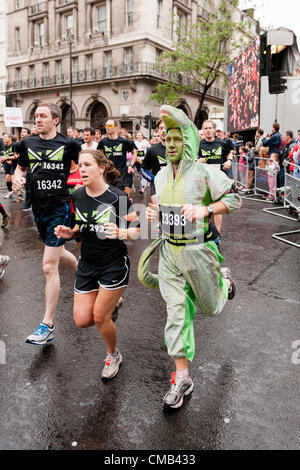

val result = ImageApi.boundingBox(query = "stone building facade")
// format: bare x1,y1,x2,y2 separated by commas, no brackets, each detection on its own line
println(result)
6,0,258,135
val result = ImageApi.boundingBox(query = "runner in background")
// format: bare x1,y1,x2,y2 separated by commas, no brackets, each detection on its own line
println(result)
14,127,32,210
0,133,17,200
141,119,167,204
134,132,150,194
198,120,234,241
98,119,137,198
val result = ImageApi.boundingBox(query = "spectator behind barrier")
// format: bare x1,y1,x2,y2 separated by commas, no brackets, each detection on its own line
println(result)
258,146,269,168
254,128,264,153
262,123,282,157
245,141,255,189
293,148,300,179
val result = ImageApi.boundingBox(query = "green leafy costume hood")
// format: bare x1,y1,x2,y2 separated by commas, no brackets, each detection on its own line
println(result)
160,105,200,165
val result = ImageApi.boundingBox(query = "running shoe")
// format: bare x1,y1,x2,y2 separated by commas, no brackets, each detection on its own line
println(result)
14,195,24,202
220,267,236,300
4,191,13,199
163,372,194,409
101,350,122,380
0,255,9,280
25,323,55,345
21,206,31,212
111,297,123,323
1,213,10,228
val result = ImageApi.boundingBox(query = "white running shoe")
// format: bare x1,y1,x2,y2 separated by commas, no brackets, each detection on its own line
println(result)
101,350,122,380
4,191,13,199
163,373,194,409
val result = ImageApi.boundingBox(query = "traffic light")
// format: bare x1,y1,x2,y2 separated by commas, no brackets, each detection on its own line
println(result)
268,71,287,94
143,115,150,128
151,119,157,130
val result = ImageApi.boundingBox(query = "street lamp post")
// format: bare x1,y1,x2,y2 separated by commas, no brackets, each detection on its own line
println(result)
67,30,73,128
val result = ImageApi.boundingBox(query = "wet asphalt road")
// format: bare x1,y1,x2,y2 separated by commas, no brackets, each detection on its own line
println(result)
0,185,299,451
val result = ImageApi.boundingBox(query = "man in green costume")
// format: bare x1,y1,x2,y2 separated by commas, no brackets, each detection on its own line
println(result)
138,105,242,409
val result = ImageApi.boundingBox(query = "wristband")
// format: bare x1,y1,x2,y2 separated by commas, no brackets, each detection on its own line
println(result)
119,229,127,240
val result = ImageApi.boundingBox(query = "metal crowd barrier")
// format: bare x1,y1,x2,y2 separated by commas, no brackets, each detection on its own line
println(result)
232,157,249,190
263,163,300,249
241,157,279,203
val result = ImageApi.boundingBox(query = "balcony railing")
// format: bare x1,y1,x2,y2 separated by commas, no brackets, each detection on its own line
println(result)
30,1,48,15
6,62,225,99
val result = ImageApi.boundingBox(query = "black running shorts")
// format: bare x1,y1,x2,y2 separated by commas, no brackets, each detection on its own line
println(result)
74,255,130,293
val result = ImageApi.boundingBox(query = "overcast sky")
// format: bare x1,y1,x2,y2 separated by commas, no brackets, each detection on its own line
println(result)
239,0,300,47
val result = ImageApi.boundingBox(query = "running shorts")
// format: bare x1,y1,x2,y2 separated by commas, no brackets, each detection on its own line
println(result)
32,202,72,247
74,254,130,293
3,161,17,175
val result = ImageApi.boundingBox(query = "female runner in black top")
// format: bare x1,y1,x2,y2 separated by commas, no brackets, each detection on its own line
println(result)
55,150,140,380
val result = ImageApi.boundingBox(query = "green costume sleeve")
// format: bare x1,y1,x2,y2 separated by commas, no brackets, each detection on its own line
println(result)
200,164,242,212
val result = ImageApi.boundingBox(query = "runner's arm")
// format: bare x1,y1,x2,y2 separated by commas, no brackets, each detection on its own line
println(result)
54,224,79,240
12,165,27,192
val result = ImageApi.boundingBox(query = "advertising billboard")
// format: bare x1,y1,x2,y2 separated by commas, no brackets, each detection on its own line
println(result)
227,36,260,132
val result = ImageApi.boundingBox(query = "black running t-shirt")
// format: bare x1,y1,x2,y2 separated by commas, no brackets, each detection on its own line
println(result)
142,142,167,176
71,185,135,268
97,137,136,175
18,133,81,210
0,143,17,164
198,138,231,168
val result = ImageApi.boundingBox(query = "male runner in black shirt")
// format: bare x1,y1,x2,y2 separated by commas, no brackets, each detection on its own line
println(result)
141,118,167,203
97,118,137,195
198,120,234,235
13,103,81,346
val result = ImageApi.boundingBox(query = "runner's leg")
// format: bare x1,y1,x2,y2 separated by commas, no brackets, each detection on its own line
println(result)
60,245,78,272
42,245,64,327
93,286,126,354
73,291,97,328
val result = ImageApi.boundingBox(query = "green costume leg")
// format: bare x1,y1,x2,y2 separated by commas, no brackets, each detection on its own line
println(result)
159,242,196,362
159,241,229,362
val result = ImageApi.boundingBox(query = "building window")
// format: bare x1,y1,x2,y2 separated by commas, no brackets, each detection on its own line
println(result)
15,27,21,52
86,55,93,80
157,0,162,28
72,57,78,82
176,12,186,37
29,65,35,87
43,62,50,85
125,47,133,75
65,14,73,36
16,67,22,88
37,22,46,46
104,51,112,78
96,4,106,33
56,60,62,84
156,49,162,60
126,0,133,27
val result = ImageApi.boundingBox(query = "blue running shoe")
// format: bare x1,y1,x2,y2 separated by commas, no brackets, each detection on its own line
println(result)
25,323,55,345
